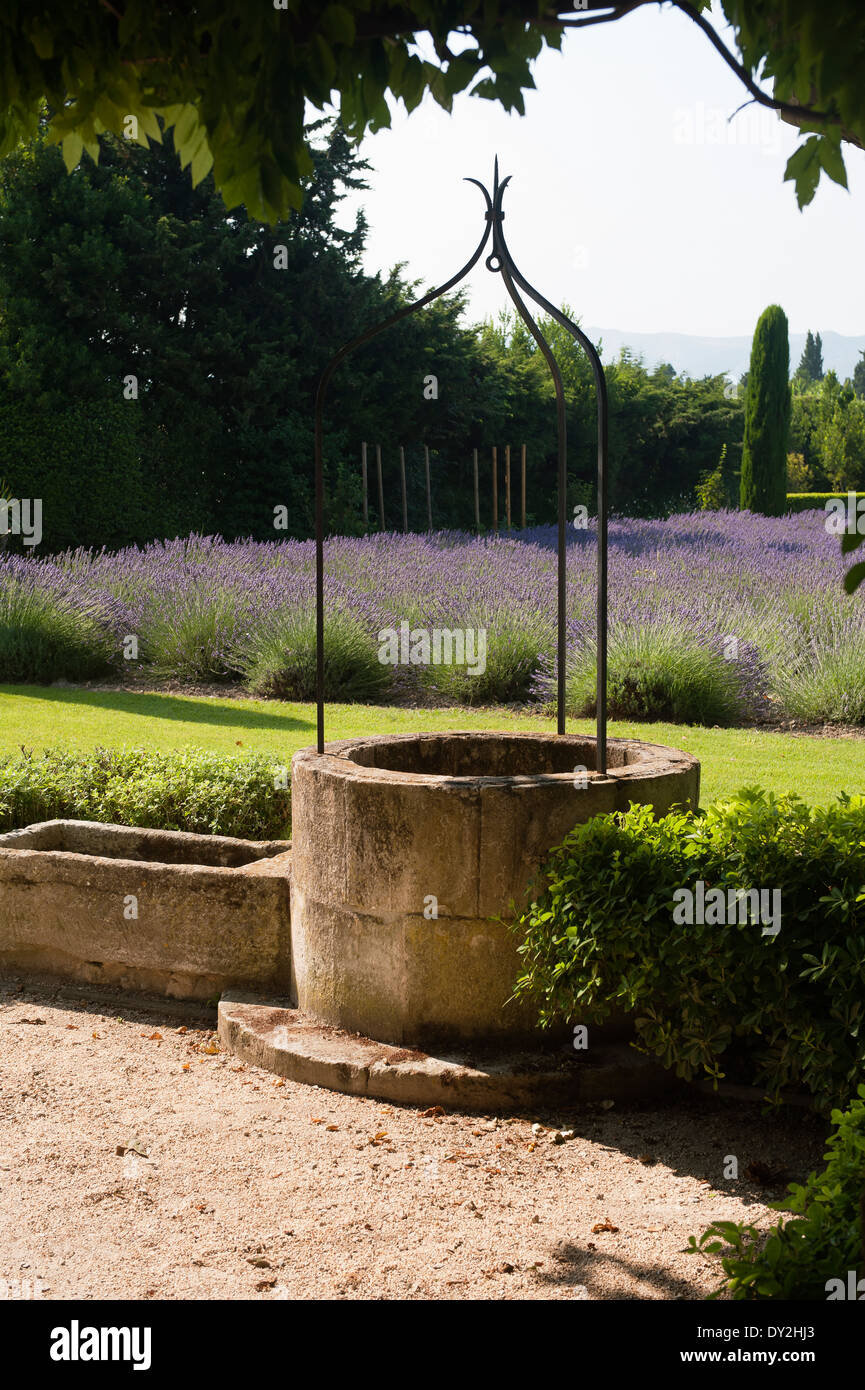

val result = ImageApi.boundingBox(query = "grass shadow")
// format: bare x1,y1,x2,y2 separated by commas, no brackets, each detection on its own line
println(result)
0,685,313,734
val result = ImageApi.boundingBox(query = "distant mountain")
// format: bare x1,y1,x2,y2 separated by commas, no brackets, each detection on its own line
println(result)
584,326,865,382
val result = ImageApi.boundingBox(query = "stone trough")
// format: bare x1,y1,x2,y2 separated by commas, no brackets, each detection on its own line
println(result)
0,820,292,1000
0,732,700,1108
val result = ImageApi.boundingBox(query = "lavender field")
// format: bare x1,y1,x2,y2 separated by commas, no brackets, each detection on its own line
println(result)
1,509,863,726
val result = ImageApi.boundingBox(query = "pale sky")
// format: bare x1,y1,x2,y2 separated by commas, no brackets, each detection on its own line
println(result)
334,2,865,339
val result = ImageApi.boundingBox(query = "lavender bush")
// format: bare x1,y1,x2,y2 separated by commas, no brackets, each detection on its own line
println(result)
538,615,764,726
0,509,861,725
237,605,391,702
0,555,122,683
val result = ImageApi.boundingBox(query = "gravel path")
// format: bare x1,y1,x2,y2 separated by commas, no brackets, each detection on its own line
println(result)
0,979,826,1302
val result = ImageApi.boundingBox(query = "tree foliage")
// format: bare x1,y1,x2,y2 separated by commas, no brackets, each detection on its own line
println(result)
795,329,823,384
0,120,747,549
0,2,860,222
740,304,790,516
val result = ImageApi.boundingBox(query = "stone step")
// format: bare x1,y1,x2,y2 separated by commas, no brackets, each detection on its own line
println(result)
217,991,682,1113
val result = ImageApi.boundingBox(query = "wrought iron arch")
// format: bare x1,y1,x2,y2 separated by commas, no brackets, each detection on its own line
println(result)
313,158,609,772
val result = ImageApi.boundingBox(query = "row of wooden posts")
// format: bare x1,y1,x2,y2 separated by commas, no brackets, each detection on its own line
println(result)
360,443,528,533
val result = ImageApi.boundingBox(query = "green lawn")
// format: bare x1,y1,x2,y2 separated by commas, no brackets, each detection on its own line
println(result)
2,684,863,805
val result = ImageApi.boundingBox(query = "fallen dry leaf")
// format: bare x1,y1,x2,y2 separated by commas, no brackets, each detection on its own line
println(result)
326,1125,339,1132
419,1106,445,1118
65,1024,78,1031
147,1032,163,1042
591,1218,619,1234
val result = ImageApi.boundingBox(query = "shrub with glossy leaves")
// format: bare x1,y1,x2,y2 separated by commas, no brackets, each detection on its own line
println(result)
511,788,865,1112
0,747,291,839
688,1086,865,1300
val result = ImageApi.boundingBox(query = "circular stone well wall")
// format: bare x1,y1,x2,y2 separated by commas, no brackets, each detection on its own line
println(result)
290,732,699,1049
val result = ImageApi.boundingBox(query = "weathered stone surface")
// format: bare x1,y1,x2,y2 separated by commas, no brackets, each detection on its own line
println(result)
217,991,682,1111
1,730,700,1090
291,732,699,1048
0,820,292,999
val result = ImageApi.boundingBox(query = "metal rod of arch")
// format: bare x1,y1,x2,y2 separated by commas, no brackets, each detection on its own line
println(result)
313,158,609,773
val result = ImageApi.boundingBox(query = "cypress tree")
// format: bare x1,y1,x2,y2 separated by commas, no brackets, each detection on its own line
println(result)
797,329,824,383
740,305,791,515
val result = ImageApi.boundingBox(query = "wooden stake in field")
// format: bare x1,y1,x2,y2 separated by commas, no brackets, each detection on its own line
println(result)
424,445,432,532
521,443,526,529
376,444,385,531
399,445,408,533
505,444,511,530
473,448,480,532
492,446,498,533
361,441,368,531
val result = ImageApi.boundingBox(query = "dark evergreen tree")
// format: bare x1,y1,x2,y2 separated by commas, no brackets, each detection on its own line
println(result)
0,119,749,542
852,350,865,401
740,305,791,515
0,120,490,545
796,329,824,383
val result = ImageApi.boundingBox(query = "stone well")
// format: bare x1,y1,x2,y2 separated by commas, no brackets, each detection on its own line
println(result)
290,731,699,1049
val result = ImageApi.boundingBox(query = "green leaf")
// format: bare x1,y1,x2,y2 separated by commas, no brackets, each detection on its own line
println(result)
319,5,355,46
135,105,163,144
172,104,200,153
61,132,84,174
189,141,213,187
818,135,848,189
29,24,54,60
843,560,865,594
784,137,822,209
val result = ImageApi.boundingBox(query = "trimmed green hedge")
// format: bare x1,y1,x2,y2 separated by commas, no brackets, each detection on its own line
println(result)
689,1086,865,1300
0,398,151,552
786,490,864,514
511,788,865,1113
0,747,291,840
